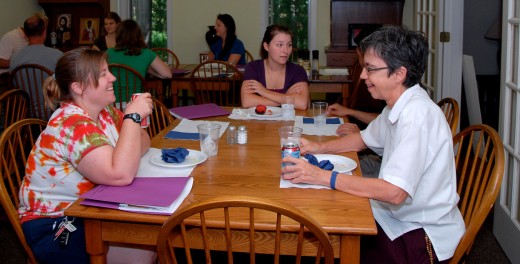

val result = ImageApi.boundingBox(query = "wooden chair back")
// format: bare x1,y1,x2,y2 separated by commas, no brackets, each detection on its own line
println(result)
156,195,334,264
151,47,180,69
147,97,175,138
245,50,255,63
0,118,47,264
108,63,147,112
190,60,243,107
449,124,505,263
0,89,30,132
10,64,54,120
437,97,460,136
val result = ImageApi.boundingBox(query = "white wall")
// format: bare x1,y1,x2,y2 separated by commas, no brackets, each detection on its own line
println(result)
0,0,426,67
0,0,42,36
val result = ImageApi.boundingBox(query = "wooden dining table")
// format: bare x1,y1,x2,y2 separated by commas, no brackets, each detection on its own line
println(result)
147,64,352,108
64,109,376,264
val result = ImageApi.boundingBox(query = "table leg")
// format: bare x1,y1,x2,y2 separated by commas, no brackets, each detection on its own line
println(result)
170,80,179,107
340,235,360,264
84,219,108,264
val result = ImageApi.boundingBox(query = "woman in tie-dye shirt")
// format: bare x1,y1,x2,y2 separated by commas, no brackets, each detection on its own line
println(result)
18,48,155,264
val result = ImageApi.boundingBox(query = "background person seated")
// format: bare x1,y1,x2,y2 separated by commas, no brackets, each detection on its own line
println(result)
107,19,171,102
208,14,245,66
9,13,62,120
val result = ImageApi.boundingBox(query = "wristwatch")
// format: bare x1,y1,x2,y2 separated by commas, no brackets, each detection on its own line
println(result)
123,113,142,124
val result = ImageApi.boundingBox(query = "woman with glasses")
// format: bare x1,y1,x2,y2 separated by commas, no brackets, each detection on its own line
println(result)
282,25,464,264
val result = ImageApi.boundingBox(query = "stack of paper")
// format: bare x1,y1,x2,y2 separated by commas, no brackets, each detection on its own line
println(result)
80,177,193,215
320,68,349,76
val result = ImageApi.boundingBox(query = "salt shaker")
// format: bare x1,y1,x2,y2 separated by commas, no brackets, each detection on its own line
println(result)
226,125,237,144
237,125,247,144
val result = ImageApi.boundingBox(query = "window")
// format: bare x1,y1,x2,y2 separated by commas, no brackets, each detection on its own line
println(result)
266,0,317,57
269,0,309,50
120,0,168,48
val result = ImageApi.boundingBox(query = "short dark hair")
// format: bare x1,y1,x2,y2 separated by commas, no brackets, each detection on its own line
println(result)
24,15,46,38
115,19,147,56
359,25,429,88
260,25,293,59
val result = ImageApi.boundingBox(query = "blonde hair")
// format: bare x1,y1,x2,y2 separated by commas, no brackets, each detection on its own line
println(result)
44,48,107,110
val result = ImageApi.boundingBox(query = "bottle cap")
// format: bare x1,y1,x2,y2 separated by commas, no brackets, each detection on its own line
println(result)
312,50,319,59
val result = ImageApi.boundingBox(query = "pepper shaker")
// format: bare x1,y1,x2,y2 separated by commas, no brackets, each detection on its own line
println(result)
226,125,237,144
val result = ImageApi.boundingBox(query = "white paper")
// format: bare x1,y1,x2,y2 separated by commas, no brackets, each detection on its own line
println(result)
229,108,293,121
172,119,229,138
293,116,343,136
279,171,352,189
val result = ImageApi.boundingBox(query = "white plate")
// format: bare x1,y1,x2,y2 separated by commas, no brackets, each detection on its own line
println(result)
248,106,282,117
313,154,357,173
149,149,207,168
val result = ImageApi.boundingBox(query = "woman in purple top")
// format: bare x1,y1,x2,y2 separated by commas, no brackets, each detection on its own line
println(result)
241,25,309,110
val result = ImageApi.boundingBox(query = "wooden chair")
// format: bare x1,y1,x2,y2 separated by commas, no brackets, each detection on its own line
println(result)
245,49,255,63
156,195,334,264
147,97,175,138
437,97,460,136
151,47,180,69
0,118,47,264
10,64,54,120
449,124,505,264
0,89,30,132
108,63,147,112
190,60,243,107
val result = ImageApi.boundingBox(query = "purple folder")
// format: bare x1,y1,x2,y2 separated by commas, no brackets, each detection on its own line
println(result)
169,103,231,120
171,68,191,76
80,177,192,215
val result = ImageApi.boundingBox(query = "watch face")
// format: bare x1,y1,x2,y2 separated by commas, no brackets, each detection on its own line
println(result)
124,113,141,123
132,113,141,122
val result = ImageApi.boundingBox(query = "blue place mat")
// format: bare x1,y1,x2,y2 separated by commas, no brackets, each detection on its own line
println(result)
302,117,341,124
164,131,199,140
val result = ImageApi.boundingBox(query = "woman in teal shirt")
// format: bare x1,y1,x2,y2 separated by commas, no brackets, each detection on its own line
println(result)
107,19,171,101
208,14,245,65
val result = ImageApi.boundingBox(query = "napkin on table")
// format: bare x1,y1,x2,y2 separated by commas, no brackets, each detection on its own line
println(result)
162,148,189,163
304,154,334,170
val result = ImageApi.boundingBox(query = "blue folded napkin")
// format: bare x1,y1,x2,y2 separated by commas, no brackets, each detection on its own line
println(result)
161,148,189,163
164,131,199,140
304,154,334,170
302,117,341,124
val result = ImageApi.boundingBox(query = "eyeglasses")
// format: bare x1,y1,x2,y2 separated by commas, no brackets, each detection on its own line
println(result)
364,66,390,74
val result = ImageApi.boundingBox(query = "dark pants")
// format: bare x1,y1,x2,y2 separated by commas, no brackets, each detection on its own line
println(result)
361,223,448,264
22,216,89,264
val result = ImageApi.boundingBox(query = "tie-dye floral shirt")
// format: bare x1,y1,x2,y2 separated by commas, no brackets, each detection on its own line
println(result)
19,102,123,223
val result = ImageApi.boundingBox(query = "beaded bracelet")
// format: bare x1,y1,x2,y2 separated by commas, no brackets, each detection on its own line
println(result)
330,171,339,190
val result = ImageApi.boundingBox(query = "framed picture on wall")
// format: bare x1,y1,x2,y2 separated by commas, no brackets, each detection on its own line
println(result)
56,14,72,45
79,18,99,45
348,23,382,49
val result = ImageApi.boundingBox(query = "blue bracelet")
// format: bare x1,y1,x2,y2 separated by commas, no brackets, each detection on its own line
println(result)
330,171,339,190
